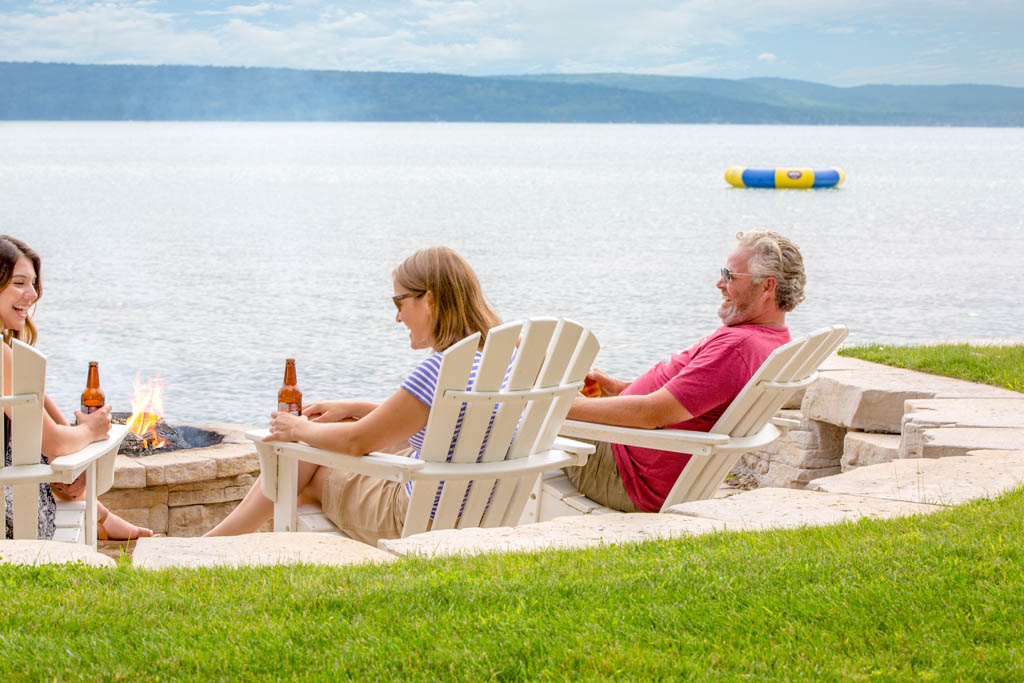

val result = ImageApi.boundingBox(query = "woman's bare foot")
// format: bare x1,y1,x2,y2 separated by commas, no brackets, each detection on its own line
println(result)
97,506,153,541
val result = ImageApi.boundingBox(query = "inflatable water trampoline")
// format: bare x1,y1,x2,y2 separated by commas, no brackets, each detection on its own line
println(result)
725,166,845,189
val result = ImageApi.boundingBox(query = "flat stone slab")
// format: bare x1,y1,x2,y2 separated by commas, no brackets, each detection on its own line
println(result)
809,450,1024,505
379,513,743,558
817,355,884,372
902,398,1024,430
131,533,397,569
665,487,943,529
900,398,1024,458
913,428,1024,460
0,540,116,567
802,363,1021,434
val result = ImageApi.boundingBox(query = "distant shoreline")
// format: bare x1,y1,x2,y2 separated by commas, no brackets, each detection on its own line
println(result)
4,61,1023,127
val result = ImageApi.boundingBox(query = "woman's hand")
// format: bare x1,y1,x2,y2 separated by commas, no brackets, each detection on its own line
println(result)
303,400,376,423
264,410,309,443
72,405,112,442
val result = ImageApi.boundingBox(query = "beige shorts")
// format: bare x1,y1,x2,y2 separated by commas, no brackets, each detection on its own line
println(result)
320,446,412,546
563,438,639,513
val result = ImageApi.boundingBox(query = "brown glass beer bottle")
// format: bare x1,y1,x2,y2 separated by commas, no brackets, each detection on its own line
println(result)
81,361,105,414
278,358,302,416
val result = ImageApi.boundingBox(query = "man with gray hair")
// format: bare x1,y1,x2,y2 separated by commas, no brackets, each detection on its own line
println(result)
565,230,806,512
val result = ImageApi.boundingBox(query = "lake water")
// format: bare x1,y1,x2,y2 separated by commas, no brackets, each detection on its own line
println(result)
4,122,1023,425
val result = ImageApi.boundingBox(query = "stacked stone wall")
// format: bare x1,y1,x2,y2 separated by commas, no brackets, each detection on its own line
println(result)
736,355,1024,489
99,424,270,537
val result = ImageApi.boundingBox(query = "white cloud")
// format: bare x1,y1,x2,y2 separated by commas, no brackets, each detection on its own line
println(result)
0,0,1021,84
226,4,275,17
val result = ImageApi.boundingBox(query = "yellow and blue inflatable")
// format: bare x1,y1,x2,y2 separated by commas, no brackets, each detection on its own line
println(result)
725,166,845,189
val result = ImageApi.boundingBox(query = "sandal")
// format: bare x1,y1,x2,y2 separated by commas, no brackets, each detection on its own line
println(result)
97,507,153,541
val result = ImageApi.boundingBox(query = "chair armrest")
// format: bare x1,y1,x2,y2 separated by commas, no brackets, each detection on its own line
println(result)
558,419,729,456
246,429,426,483
552,436,596,456
49,425,129,479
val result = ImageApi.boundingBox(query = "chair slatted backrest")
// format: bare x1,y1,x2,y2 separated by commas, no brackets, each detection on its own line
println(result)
662,324,849,508
402,318,599,537
0,340,47,539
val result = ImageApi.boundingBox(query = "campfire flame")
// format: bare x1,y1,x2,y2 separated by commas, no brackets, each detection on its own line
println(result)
126,373,166,449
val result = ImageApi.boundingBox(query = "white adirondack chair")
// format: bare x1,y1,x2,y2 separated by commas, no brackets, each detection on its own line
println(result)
538,324,849,519
246,318,600,539
1,339,128,549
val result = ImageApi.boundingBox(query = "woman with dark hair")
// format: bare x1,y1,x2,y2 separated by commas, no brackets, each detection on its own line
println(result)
0,235,151,540
206,246,502,544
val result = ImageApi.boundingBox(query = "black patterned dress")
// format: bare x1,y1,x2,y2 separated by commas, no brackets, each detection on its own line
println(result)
3,414,56,540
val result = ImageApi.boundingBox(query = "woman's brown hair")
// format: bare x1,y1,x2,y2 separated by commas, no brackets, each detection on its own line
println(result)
0,235,41,346
393,247,500,351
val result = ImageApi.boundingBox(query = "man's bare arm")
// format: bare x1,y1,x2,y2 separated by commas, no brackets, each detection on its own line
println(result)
567,388,693,430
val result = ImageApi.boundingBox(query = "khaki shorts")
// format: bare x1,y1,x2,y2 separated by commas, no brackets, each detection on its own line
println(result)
320,446,412,546
563,438,639,513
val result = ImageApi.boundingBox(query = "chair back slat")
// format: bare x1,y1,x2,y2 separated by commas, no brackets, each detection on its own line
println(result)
506,320,583,461
5,340,47,540
532,324,600,454
416,333,479,462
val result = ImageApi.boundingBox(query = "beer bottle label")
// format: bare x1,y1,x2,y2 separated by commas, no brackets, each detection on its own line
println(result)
81,405,100,414
278,402,301,416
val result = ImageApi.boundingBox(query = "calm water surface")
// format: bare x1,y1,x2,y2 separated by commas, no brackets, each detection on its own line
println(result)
3,122,1023,424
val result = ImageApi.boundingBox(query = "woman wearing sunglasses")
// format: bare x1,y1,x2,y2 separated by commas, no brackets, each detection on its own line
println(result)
206,246,501,544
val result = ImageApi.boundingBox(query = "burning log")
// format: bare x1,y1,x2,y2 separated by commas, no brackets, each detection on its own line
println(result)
112,412,189,456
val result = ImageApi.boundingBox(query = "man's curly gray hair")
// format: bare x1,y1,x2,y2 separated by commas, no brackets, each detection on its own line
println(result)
736,230,806,312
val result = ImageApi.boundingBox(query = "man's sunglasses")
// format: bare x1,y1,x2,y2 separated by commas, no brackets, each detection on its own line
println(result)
720,267,760,283
392,290,426,309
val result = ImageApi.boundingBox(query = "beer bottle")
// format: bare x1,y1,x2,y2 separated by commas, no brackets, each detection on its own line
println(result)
277,358,302,416
581,376,602,398
81,361,105,414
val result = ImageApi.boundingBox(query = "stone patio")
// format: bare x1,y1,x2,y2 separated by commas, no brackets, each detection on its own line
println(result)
4,352,1022,568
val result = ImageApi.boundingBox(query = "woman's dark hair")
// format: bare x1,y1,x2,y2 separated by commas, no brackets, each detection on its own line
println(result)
0,235,41,345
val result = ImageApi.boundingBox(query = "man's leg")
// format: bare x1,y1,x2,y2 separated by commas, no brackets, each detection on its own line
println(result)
563,438,639,513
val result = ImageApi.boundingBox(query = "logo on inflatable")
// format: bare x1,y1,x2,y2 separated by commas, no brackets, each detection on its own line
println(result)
786,170,803,180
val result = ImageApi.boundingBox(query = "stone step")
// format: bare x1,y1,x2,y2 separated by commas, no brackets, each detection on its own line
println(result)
809,449,1024,506
0,540,115,567
801,360,1021,434
131,533,396,569
910,428,1024,460
664,487,943,529
842,432,901,470
900,398,1024,458
379,512,744,559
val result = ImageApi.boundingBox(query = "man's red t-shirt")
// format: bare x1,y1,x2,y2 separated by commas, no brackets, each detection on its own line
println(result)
611,324,791,511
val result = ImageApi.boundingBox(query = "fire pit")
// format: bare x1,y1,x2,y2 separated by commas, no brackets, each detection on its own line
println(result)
94,373,267,538
99,422,265,538
112,413,224,457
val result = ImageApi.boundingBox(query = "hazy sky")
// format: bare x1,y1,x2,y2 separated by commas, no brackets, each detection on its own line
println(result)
2,1,1022,87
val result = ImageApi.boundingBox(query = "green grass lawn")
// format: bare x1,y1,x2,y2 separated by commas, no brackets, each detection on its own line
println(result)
3,489,1023,680
840,343,1024,392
